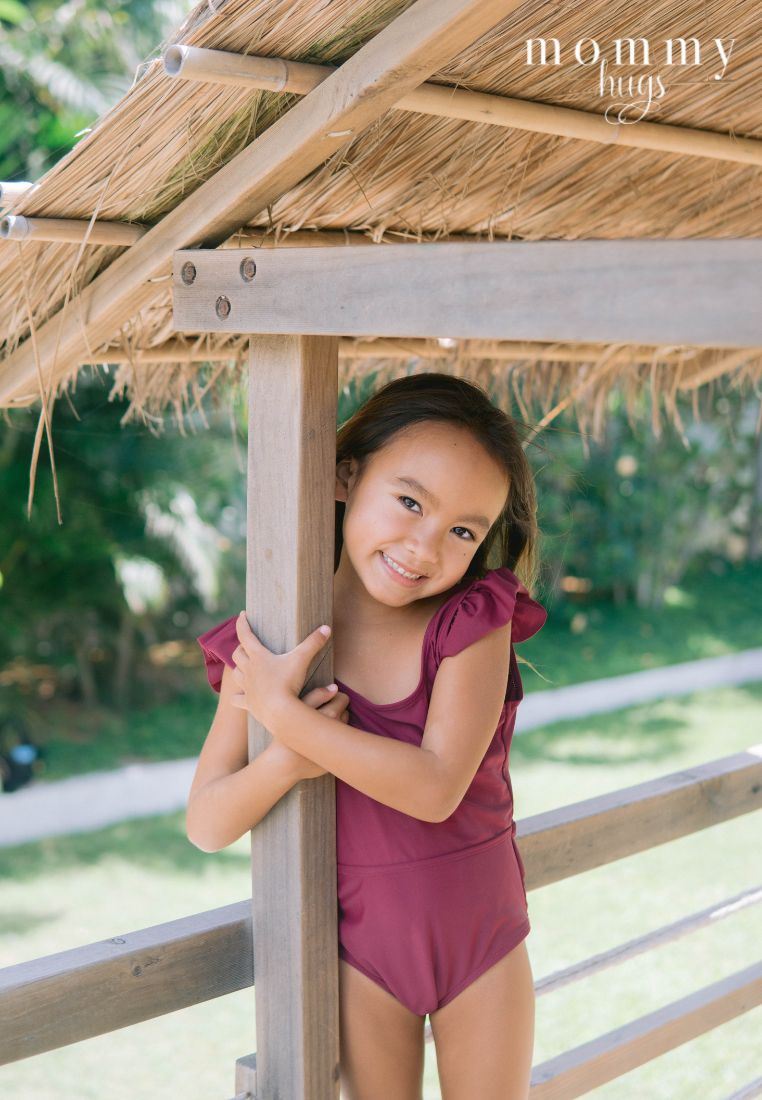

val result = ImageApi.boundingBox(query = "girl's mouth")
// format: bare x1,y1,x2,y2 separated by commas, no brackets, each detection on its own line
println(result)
378,550,426,586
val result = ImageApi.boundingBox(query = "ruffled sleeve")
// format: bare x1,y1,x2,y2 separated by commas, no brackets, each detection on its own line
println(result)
196,614,239,694
436,566,547,661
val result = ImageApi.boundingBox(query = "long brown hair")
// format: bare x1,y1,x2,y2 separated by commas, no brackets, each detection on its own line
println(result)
335,373,542,594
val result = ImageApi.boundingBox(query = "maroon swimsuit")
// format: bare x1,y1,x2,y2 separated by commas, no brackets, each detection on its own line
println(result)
197,565,547,1017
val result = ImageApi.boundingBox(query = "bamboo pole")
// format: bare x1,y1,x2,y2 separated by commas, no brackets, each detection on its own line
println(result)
0,0,532,408
83,337,721,366
0,215,146,246
163,45,328,95
222,227,475,249
163,46,762,169
0,181,34,207
350,339,707,364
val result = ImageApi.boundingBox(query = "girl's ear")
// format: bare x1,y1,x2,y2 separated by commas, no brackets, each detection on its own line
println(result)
335,457,354,502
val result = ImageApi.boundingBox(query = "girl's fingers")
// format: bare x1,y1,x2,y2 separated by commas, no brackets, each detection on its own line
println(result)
320,695,350,718
297,625,332,659
301,684,339,707
299,685,350,720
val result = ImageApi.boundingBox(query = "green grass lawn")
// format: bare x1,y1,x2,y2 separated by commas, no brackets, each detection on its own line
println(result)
1,678,760,1099
524,558,762,692
24,559,762,784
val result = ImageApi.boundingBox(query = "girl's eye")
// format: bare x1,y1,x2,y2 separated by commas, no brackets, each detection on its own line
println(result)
398,497,475,541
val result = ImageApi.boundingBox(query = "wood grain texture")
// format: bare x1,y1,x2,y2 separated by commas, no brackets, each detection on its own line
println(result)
1,745,758,1069
530,962,762,1097
172,240,762,347
245,335,340,1099
0,901,252,1064
517,745,762,891
0,0,524,406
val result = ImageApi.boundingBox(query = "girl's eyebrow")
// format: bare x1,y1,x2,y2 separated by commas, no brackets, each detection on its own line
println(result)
392,476,492,532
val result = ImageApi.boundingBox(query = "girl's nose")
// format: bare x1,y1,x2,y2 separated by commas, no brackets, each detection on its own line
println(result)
403,529,439,570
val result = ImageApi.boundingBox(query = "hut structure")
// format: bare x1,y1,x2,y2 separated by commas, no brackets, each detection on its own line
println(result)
1,0,761,1097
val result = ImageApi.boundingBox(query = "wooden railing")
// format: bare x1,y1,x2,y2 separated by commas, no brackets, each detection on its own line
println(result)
1,745,761,1099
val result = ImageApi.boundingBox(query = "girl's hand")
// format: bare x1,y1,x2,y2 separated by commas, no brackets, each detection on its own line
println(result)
268,684,351,781
230,613,333,728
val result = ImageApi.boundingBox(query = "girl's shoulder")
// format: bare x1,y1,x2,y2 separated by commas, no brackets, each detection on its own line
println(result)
432,566,547,662
196,614,239,693
195,568,548,696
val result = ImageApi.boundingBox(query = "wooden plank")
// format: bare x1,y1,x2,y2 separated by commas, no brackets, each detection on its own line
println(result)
234,1052,258,1098
534,884,762,998
518,746,762,891
171,240,762,347
724,1077,762,1100
0,0,526,407
245,335,340,1099
529,961,762,1098
0,902,252,1065
1,745,757,1065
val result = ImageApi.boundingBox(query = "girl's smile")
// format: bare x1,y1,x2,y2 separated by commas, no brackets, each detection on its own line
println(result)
378,549,427,586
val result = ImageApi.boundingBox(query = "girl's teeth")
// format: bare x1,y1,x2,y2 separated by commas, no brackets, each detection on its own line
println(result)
382,552,420,579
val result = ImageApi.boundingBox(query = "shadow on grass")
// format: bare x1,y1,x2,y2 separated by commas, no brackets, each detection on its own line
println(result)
513,680,762,769
0,811,250,884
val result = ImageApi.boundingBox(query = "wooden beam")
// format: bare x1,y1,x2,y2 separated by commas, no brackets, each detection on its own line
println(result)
172,241,762,348
0,0,528,407
530,962,762,1097
245,335,339,1099
164,46,762,168
0,901,252,1064
518,746,762,892
534,884,762,998
1,746,758,1065
723,1077,762,1100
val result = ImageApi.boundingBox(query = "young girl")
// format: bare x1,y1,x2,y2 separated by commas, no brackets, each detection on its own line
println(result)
188,372,547,1100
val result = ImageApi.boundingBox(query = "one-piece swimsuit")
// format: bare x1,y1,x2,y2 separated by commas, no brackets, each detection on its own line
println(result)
197,565,547,1017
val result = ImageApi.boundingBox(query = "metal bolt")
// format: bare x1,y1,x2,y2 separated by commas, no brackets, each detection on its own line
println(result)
180,261,196,285
215,295,231,320
239,257,257,283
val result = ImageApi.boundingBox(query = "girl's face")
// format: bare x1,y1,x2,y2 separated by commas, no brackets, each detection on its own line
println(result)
335,421,509,607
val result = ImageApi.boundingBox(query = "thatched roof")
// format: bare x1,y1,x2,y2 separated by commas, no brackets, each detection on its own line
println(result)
1,0,761,439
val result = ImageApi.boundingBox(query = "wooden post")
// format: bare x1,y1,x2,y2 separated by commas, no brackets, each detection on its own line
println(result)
244,334,340,1099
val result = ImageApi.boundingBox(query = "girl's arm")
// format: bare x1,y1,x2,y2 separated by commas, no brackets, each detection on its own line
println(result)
266,622,512,824
269,696,445,821
186,665,347,852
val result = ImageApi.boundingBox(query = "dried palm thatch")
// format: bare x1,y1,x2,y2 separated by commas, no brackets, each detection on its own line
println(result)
1,0,761,440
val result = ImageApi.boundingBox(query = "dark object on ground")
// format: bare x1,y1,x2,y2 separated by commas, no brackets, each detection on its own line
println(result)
0,717,45,792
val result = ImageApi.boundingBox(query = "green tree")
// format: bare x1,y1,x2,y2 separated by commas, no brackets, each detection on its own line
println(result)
0,0,188,179
0,373,245,713
533,385,760,610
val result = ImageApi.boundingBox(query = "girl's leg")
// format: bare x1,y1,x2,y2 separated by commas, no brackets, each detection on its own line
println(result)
428,939,535,1100
339,958,426,1100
